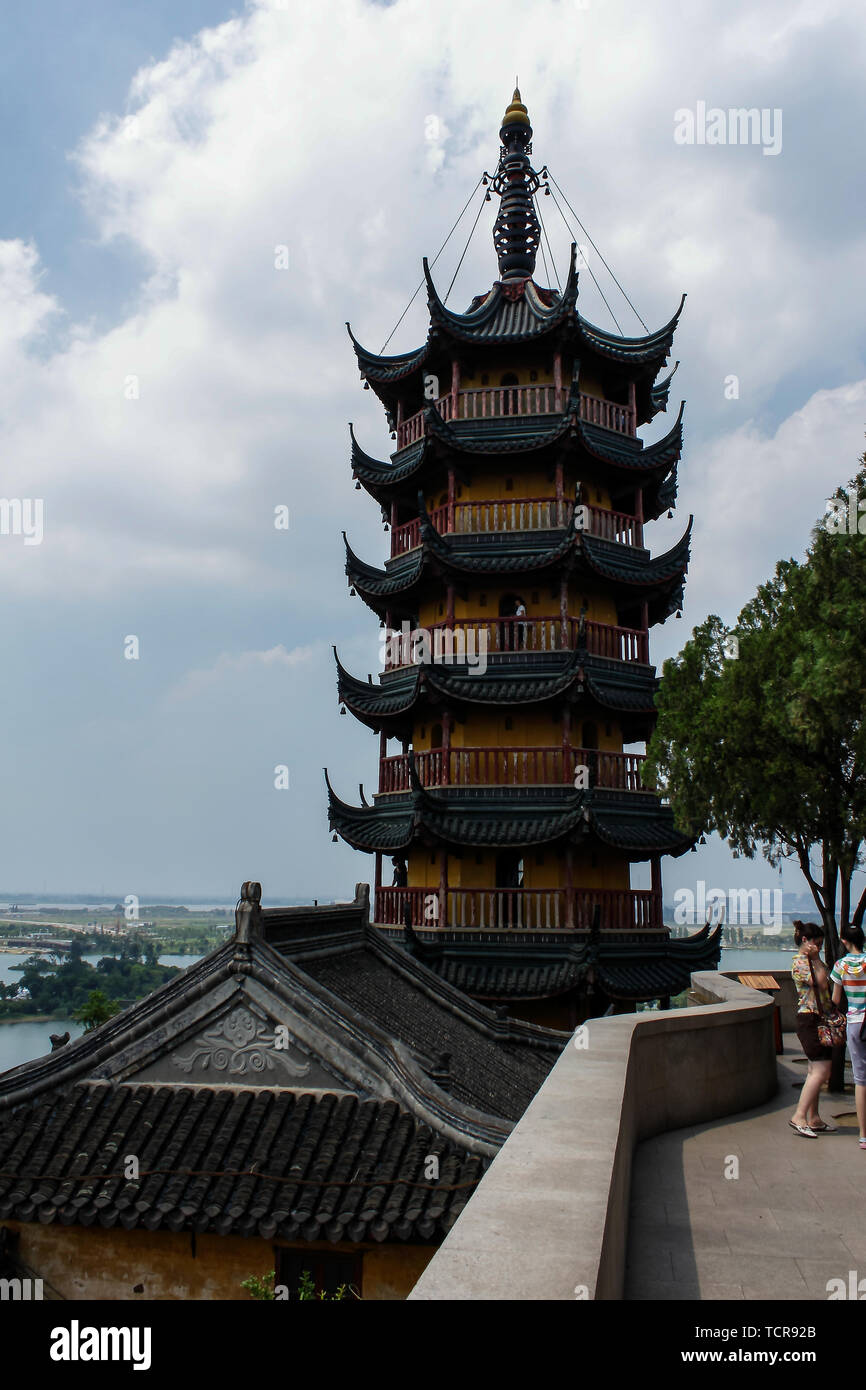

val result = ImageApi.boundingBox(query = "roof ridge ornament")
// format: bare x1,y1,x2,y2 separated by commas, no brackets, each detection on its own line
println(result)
490,87,543,282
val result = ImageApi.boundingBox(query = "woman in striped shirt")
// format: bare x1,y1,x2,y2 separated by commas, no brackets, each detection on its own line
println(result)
831,923,866,1150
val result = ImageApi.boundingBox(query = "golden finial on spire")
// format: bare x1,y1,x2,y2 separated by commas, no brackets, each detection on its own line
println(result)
502,85,530,128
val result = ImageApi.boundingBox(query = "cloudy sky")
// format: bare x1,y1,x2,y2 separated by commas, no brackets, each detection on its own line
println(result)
1,0,864,904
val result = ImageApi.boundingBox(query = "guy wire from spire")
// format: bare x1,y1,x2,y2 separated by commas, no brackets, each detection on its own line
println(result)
534,200,554,292
545,176,624,333
444,181,490,303
533,192,561,294
546,167,649,332
380,174,485,353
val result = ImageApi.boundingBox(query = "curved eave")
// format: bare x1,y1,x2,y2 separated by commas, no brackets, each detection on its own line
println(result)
330,784,687,856
577,294,686,366
346,323,430,384
650,361,680,418
344,531,423,600
424,247,578,345
424,404,576,457
580,520,692,591
588,803,696,858
578,403,684,475
350,425,429,497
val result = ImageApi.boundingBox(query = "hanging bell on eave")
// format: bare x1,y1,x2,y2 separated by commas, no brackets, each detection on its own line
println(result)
332,833,339,843
667,509,673,519
699,834,706,845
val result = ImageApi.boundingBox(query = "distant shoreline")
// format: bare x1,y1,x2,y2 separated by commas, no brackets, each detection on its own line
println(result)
0,1012,68,1026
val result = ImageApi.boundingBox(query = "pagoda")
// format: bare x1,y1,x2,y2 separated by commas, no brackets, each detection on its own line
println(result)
328,89,720,1027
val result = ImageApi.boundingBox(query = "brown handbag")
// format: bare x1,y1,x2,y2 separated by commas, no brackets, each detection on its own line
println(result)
808,956,847,1047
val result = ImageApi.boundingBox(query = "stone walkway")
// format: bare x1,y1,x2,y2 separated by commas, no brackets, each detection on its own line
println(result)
625,1037,864,1300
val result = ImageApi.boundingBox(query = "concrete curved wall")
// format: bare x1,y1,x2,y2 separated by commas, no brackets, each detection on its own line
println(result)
409,973,777,1301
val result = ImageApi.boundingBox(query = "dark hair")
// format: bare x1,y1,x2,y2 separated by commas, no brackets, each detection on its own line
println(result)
841,924,865,951
794,920,824,946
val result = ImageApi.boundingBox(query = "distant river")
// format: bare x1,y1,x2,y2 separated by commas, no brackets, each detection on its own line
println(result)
718,948,798,972
0,952,201,1075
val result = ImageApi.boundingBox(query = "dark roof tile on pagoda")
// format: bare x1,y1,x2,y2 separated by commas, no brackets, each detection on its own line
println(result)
580,522,691,590
344,512,688,619
576,403,684,474
393,922,723,1001
650,362,679,417
424,250,578,344
577,296,686,366
346,327,431,385
327,778,690,860
0,886,565,1248
334,649,661,733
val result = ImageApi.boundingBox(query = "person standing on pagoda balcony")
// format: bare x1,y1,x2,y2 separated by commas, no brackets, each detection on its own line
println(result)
790,922,837,1138
514,596,528,650
391,856,407,888
831,923,866,1149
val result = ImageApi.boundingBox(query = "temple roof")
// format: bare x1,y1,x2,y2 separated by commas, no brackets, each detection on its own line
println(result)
424,250,579,343
349,406,683,521
326,780,692,859
0,886,563,1245
396,921,723,1001
343,506,689,621
335,648,660,734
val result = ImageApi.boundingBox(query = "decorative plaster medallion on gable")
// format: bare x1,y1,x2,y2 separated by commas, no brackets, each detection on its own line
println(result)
171,1006,311,1078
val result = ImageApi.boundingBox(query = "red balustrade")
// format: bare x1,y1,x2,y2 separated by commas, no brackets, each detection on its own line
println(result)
375,886,658,931
382,617,648,670
395,387,636,451
390,498,642,557
378,746,646,793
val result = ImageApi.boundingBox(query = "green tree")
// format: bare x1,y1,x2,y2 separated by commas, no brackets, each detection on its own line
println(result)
646,462,866,967
72,989,121,1031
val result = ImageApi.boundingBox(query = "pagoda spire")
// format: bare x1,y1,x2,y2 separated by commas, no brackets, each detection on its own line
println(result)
491,86,542,282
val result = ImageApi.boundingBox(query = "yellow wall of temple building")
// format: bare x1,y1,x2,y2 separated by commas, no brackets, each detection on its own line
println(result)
1,1221,435,1302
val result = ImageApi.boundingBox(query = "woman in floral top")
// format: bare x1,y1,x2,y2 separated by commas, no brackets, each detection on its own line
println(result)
790,921,836,1138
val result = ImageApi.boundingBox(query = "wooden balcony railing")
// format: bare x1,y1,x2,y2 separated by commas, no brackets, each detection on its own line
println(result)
395,387,636,451
378,746,646,793
382,617,649,670
390,499,643,557
375,886,659,932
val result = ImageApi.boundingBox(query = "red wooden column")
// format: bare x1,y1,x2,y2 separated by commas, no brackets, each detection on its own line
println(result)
634,485,644,547
651,854,662,928
446,582,455,628
553,352,563,412
560,575,569,649
555,458,564,526
561,704,572,777
378,729,388,793
640,599,649,634
628,378,637,434
443,709,452,786
451,358,460,418
565,844,574,929
389,500,398,558
447,467,456,534
438,850,448,929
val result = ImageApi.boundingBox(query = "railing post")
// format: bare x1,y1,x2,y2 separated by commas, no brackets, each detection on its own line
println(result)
651,855,662,928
